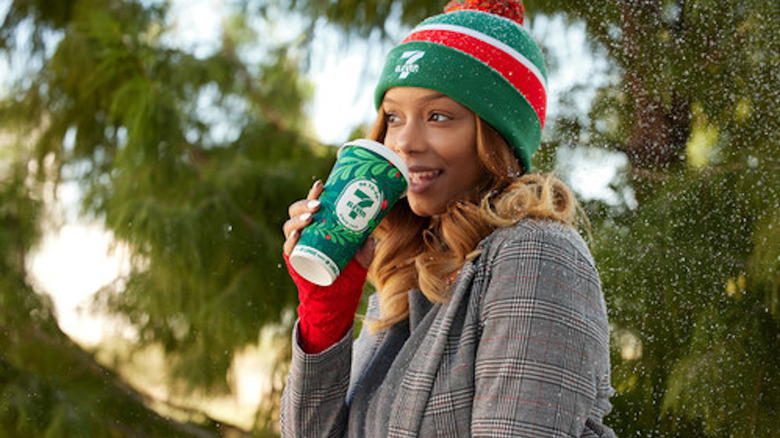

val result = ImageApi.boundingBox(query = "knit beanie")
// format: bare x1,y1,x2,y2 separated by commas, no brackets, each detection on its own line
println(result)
374,0,547,171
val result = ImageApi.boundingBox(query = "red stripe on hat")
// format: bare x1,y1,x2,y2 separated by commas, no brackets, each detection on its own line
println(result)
403,29,546,127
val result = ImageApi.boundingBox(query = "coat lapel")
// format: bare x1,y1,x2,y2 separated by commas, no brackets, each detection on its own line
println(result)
383,255,485,437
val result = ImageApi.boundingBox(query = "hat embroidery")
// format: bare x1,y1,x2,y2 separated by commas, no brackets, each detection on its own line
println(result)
396,50,426,79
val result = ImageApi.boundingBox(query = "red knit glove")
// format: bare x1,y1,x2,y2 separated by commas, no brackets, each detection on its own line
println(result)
283,254,368,353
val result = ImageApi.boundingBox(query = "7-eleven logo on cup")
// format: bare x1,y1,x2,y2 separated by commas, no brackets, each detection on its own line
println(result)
336,179,383,233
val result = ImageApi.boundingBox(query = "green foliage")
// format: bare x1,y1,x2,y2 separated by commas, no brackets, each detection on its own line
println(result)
1,0,334,436
2,0,334,391
285,0,442,38
0,304,228,438
592,166,778,436
1,148,224,437
542,1,778,436
662,300,778,437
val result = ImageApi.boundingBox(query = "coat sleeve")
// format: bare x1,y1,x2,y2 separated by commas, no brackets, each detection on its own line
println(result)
472,227,613,437
280,321,353,438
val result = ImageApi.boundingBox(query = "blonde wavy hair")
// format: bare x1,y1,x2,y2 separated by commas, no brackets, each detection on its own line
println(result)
365,109,581,332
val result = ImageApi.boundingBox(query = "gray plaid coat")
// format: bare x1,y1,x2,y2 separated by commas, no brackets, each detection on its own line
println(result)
281,219,616,437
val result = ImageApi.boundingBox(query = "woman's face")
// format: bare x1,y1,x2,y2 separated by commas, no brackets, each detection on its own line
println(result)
381,87,483,217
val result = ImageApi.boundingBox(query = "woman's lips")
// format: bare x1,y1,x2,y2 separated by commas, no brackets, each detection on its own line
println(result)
408,168,441,193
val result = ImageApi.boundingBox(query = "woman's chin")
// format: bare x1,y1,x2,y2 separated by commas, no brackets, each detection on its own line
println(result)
408,197,445,218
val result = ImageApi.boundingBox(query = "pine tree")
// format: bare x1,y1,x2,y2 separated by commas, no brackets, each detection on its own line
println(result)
1,0,334,436
536,2,779,436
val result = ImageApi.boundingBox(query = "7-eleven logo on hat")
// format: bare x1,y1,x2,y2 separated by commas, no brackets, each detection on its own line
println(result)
396,50,425,79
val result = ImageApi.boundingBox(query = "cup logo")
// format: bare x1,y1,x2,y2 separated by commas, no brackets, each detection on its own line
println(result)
336,179,383,233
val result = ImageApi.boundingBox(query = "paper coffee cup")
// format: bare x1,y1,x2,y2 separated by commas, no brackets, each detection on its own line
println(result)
290,139,409,286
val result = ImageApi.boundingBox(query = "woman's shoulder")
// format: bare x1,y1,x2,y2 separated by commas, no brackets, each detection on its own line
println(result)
478,218,596,269
472,219,607,323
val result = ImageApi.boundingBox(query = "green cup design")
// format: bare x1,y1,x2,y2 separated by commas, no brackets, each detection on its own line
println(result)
290,139,409,286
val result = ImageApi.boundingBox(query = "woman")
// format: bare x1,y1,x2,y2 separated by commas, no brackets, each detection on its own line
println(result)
280,1,616,436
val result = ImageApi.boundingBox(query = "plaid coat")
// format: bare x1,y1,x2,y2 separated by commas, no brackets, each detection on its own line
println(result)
281,219,616,437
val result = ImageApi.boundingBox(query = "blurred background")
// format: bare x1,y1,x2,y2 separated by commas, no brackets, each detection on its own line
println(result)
0,0,777,437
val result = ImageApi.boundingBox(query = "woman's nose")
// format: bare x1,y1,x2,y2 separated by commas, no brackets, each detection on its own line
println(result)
391,120,424,156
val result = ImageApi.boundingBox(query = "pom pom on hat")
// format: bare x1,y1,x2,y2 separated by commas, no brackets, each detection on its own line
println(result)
375,0,546,171
444,0,524,25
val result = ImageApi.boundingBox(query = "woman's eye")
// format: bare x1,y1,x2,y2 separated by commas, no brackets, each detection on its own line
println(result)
385,112,400,124
430,113,451,122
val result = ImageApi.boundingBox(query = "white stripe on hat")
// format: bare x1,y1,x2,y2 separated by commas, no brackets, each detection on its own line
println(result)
413,22,548,95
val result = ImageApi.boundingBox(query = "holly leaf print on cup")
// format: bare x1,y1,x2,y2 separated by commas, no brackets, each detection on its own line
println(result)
306,218,362,246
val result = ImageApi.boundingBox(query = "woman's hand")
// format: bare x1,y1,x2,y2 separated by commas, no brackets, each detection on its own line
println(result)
282,180,375,269
282,180,324,257
281,180,374,354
